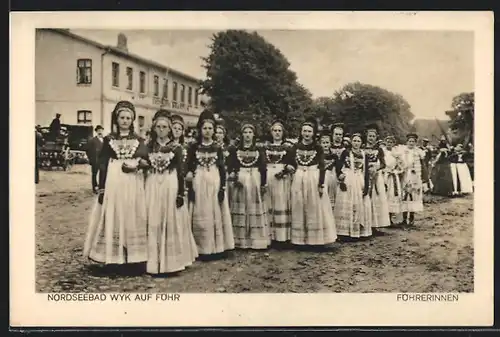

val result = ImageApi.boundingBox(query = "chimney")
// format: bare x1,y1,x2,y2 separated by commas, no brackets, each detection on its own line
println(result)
117,33,128,52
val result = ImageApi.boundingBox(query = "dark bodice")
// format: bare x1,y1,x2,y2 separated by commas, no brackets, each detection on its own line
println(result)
228,143,267,186
286,141,326,186
324,144,345,171
363,144,386,169
98,132,148,189
335,148,370,195
449,152,468,164
147,140,185,195
287,142,325,168
147,140,183,173
265,142,292,165
186,141,226,191
187,142,225,171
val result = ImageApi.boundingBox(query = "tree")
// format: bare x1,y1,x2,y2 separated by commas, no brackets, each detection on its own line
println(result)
200,30,313,139
310,97,343,128
330,82,415,142
412,118,449,144
445,92,474,146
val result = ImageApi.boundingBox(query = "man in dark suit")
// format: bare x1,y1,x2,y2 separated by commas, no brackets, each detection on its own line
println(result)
49,113,61,141
86,125,104,193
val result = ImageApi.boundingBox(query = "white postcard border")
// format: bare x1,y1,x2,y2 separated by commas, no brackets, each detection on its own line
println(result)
10,11,494,327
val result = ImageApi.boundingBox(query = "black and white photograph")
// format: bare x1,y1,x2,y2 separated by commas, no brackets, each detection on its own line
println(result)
11,11,493,327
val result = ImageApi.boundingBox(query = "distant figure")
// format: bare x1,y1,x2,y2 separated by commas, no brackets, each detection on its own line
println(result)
86,125,104,193
448,144,474,196
465,142,474,180
35,126,44,184
49,113,61,141
419,138,433,192
430,136,454,196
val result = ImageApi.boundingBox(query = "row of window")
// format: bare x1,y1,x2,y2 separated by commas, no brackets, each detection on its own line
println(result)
76,58,199,107
77,110,139,126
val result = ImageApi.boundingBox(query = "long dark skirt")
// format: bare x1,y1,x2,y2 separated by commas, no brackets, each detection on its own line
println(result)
430,162,454,196
467,162,474,181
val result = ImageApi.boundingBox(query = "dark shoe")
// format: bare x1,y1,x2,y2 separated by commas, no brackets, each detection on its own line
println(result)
372,228,386,236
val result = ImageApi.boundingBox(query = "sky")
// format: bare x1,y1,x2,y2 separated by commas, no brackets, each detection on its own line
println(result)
72,29,474,120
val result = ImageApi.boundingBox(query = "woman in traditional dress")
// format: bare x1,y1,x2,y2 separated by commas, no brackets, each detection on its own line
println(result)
330,123,346,206
400,133,425,226
264,120,293,244
448,144,474,196
214,117,234,238
169,114,193,236
334,133,372,239
186,110,234,257
228,123,270,249
83,101,148,267
144,110,198,275
364,124,391,233
419,138,433,193
430,136,454,196
319,128,335,211
170,114,189,174
287,117,337,247
383,136,403,226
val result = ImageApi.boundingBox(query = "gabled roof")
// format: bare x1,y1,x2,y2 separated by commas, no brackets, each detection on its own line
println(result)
43,28,201,83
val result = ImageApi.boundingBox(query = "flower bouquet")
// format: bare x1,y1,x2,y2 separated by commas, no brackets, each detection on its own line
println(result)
121,159,139,173
403,169,422,195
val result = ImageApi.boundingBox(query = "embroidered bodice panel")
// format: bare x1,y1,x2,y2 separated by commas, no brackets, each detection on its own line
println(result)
180,145,188,163
323,151,335,170
237,148,260,167
195,144,219,168
108,136,140,160
221,146,230,161
294,142,321,167
325,144,345,170
364,146,380,163
148,141,178,173
330,144,345,159
148,151,176,173
344,151,365,171
98,133,147,190
265,143,289,164
215,142,230,160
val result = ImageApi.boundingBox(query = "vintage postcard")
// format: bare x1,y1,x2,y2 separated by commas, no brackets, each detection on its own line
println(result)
10,11,493,327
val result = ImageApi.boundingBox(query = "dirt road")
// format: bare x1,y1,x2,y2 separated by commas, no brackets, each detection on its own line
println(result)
36,165,474,293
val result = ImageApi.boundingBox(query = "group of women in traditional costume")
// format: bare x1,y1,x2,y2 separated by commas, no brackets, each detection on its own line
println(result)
429,136,474,197
83,100,433,275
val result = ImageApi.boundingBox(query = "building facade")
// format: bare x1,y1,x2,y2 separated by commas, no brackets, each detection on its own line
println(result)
35,29,206,136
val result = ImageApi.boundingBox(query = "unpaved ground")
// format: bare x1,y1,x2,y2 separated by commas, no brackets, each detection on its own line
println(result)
36,165,474,293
